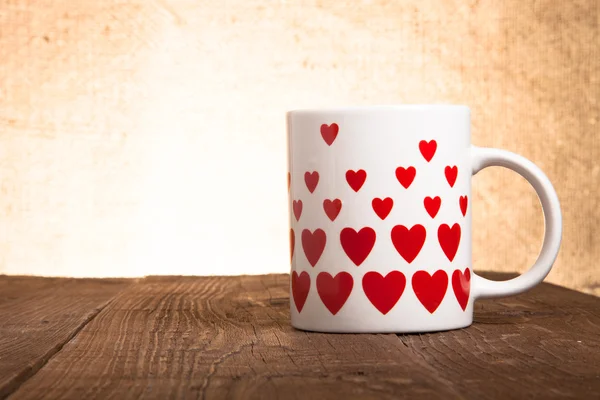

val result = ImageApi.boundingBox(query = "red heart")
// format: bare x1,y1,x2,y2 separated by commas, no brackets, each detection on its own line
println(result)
419,140,437,162
423,196,441,218
459,195,468,216
317,271,353,315
323,199,342,221
290,229,295,261
452,268,471,311
304,171,319,193
412,270,448,314
292,271,310,312
320,123,339,146
292,200,303,221
287,172,291,191
395,166,416,189
372,197,393,220
346,169,367,192
391,224,426,264
362,271,406,315
340,227,376,266
301,229,327,267
438,223,461,261
445,166,458,187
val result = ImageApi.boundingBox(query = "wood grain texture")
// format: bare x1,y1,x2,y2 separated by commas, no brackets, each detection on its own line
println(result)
0,276,128,398
0,0,598,294
9,274,600,399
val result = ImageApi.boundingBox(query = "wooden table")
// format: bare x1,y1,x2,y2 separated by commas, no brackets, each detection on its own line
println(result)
1,273,598,399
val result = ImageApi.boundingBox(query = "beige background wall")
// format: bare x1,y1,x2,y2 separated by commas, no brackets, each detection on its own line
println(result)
0,0,598,294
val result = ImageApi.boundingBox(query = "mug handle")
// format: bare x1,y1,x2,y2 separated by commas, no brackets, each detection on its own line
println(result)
471,146,562,299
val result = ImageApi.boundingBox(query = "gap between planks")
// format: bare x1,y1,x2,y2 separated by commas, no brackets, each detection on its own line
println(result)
2,299,114,399
0,277,132,399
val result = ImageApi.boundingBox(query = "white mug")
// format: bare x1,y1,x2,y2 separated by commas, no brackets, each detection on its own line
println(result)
286,105,562,333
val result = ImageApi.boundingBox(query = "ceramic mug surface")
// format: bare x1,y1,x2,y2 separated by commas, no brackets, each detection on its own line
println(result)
287,105,561,333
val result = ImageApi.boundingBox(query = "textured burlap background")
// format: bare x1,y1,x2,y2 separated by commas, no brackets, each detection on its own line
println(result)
0,1,598,293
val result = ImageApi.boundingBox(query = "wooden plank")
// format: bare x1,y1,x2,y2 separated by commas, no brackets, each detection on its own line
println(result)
404,273,600,399
6,275,460,399
0,276,129,398
9,274,600,399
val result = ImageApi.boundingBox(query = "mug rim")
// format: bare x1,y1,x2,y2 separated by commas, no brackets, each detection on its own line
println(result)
287,104,470,115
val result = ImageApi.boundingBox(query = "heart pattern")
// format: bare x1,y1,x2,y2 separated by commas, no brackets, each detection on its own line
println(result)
459,195,468,216
372,197,393,220
290,229,295,261
290,132,468,317
340,227,376,266
423,196,441,218
321,123,339,146
395,166,416,189
438,223,461,262
292,269,463,315
346,169,367,192
412,270,448,313
291,271,310,312
304,171,319,193
419,140,437,162
452,268,471,311
292,200,303,221
445,166,458,187
301,229,327,267
362,271,406,315
391,224,426,264
317,272,354,315
323,199,342,221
